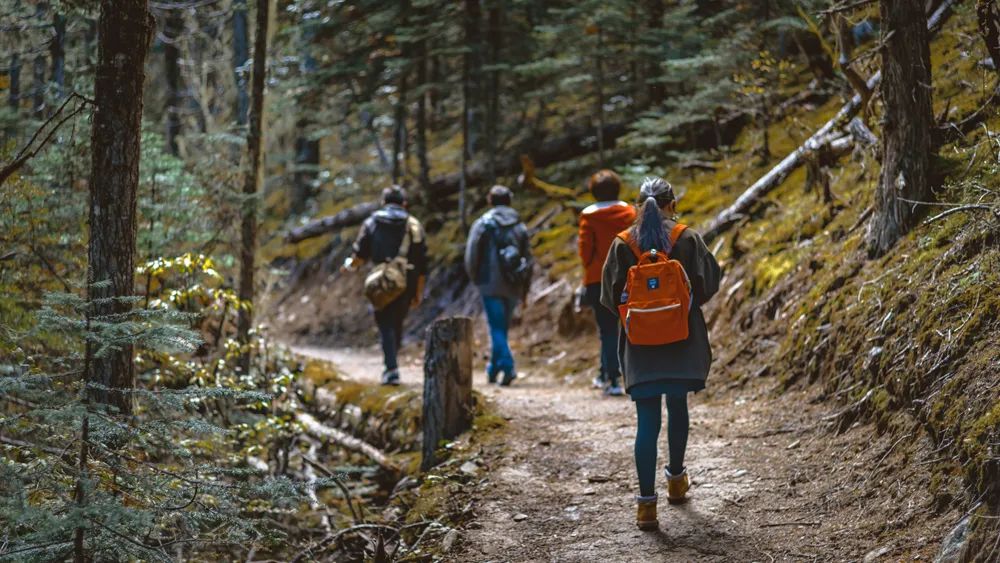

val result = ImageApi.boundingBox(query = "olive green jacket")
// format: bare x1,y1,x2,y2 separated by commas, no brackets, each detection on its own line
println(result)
599,220,722,390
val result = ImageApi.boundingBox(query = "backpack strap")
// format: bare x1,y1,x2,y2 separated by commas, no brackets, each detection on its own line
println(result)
668,223,688,255
618,230,643,260
618,224,687,259
397,216,417,261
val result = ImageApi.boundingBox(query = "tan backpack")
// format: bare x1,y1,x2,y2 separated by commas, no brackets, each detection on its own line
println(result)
364,217,420,310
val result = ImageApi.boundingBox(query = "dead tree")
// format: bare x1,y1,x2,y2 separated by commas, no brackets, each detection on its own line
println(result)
421,317,474,471
86,0,154,415
867,0,935,257
978,0,1000,70
237,0,269,369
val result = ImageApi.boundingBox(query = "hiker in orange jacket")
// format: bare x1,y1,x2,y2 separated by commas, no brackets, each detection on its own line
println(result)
577,170,637,396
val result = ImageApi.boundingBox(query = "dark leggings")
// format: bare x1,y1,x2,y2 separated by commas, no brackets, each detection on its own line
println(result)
634,393,689,497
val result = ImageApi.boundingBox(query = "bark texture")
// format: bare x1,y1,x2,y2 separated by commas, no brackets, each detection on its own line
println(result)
867,0,935,257
978,0,1000,70
87,0,154,414
237,0,269,366
422,317,474,470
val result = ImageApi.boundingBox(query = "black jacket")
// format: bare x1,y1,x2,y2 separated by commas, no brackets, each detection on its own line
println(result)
353,204,428,294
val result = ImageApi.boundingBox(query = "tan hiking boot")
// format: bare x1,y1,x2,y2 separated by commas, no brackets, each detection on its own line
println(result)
636,494,658,530
665,468,690,504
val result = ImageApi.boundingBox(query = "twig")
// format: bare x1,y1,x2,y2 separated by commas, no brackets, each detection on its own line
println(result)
0,92,94,187
301,453,363,524
924,204,1000,224
759,520,821,528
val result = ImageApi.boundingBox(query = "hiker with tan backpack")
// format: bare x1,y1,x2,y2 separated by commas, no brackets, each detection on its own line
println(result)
343,186,428,385
600,177,721,531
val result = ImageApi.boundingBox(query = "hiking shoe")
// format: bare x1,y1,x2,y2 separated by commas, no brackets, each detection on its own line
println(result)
381,370,401,386
499,371,517,387
665,468,690,504
605,384,625,397
636,494,659,531
591,372,606,389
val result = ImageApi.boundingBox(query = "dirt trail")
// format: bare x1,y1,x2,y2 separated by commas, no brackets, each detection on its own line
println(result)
293,345,949,562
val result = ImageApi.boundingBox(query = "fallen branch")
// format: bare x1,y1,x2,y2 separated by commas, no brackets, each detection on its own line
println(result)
285,201,380,243
924,204,1000,224
296,411,398,473
701,0,961,243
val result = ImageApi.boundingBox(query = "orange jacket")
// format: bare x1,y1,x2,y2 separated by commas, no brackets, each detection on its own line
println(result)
578,201,637,286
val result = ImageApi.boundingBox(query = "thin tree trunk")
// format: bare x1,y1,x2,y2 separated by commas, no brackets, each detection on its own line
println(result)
978,0,1000,70
233,0,250,127
868,0,935,257
165,8,184,156
50,13,66,102
486,1,502,184
392,69,409,184
415,17,431,194
292,20,320,215
9,53,20,113
237,0,269,371
31,3,46,118
645,0,665,107
73,415,89,562
595,28,606,166
86,0,154,415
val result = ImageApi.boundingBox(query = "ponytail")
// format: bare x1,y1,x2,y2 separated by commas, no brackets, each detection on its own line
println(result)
631,197,671,253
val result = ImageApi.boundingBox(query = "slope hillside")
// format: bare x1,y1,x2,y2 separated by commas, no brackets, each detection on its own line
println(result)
270,3,999,559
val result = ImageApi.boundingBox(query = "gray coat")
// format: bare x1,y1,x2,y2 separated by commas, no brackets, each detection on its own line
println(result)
464,206,533,301
600,219,721,390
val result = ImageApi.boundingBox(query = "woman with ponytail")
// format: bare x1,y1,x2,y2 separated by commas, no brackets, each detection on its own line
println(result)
600,177,721,531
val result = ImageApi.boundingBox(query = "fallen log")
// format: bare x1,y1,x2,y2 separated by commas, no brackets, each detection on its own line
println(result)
700,0,960,244
286,201,379,243
297,411,399,473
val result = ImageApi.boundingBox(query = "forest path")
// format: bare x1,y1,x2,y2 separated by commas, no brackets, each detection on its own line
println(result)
292,345,856,562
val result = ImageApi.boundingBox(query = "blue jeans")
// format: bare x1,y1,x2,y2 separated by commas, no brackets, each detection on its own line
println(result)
584,283,620,381
482,295,516,376
374,294,409,372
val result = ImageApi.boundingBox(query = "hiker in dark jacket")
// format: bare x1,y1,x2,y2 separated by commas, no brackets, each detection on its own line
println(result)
344,186,428,385
578,169,636,396
464,185,533,386
600,177,721,531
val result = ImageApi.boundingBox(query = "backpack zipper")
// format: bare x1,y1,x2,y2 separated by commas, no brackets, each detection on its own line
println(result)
628,303,681,314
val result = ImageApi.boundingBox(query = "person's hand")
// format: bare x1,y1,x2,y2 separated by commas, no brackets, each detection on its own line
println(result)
341,256,363,273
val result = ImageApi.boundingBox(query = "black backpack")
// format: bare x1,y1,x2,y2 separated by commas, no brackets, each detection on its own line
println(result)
486,218,532,288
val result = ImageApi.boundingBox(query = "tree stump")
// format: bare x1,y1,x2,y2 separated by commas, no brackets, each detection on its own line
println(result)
421,316,473,470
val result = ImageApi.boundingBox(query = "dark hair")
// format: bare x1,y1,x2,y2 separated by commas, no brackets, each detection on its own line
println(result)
382,185,407,205
631,197,671,253
629,177,676,253
588,169,621,202
488,184,513,206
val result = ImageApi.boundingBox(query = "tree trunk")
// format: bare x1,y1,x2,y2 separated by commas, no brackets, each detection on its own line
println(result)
291,19,320,215
31,3,46,118
421,317,474,471
237,0,269,371
461,0,482,227
164,8,184,156
645,0,665,107
594,28,606,166
486,0,502,184
392,69,408,184
415,20,432,194
86,0,154,415
978,0,1000,70
867,0,935,257
8,53,20,113
50,13,66,101
233,0,250,127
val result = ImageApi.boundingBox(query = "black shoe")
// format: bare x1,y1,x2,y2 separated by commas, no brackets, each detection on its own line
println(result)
381,369,401,386
499,371,517,387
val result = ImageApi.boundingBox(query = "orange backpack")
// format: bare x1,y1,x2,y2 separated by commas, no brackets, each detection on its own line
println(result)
617,224,692,346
